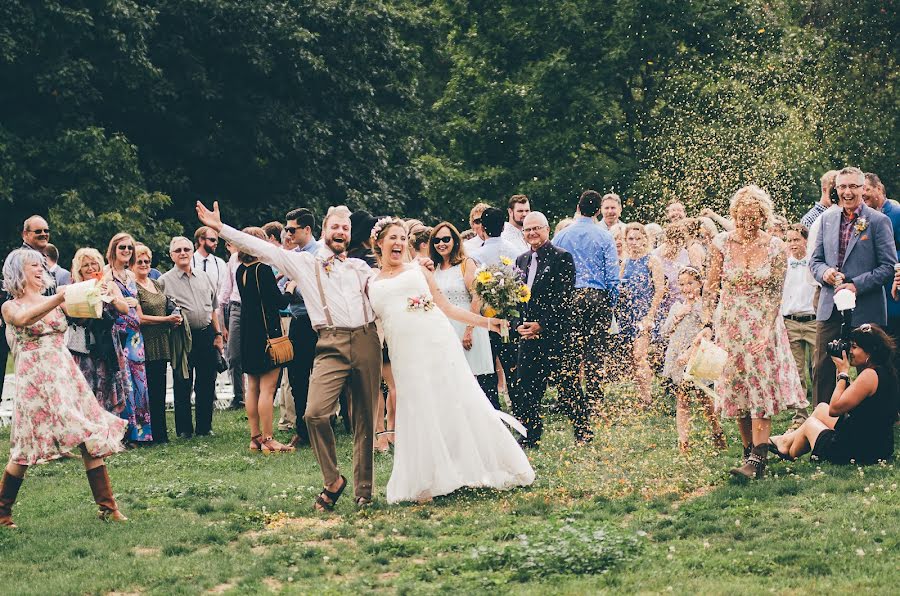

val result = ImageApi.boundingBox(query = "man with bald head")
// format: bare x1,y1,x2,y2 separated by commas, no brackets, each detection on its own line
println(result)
513,212,589,446
20,215,56,295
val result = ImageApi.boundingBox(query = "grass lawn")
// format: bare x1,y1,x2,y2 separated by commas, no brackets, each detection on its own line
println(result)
0,389,897,594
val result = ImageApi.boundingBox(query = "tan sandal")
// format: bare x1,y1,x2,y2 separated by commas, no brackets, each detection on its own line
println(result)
261,437,296,454
249,434,263,451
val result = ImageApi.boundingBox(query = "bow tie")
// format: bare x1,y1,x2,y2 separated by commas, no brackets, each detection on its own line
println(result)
326,253,347,263
789,259,808,268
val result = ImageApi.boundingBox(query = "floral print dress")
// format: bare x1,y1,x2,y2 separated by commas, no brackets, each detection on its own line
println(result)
711,232,807,418
113,278,153,442
7,303,127,465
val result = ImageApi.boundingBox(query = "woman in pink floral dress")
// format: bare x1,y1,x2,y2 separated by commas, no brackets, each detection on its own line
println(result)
0,249,128,528
701,186,807,480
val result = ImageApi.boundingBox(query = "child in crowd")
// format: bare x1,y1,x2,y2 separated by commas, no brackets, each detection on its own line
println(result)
661,267,726,452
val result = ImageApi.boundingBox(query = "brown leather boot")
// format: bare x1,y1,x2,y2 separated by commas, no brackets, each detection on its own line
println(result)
729,444,768,479
86,466,128,522
0,471,24,529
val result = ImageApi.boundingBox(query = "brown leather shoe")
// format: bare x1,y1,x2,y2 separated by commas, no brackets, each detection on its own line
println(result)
0,471,24,529
86,466,128,522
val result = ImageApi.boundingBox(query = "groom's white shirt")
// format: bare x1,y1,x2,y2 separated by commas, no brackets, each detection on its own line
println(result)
220,224,375,329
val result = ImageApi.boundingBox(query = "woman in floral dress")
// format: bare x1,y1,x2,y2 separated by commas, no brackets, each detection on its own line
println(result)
105,233,153,444
701,185,807,479
0,249,128,528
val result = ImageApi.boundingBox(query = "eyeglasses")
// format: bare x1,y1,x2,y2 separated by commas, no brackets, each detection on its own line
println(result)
432,236,453,245
28,228,51,235
472,218,482,226
836,184,863,191
117,244,134,251
522,225,548,233
203,237,219,243
135,259,151,265
171,247,191,254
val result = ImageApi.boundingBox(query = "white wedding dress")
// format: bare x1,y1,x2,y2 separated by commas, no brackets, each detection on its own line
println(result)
369,266,535,503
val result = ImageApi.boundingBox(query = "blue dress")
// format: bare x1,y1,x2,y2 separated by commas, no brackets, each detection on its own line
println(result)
617,255,653,342
114,278,153,443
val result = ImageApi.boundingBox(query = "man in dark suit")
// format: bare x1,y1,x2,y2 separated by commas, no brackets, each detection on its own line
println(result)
810,166,897,404
514,212,590,446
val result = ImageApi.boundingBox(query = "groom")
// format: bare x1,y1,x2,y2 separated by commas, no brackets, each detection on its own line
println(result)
197,201,381,510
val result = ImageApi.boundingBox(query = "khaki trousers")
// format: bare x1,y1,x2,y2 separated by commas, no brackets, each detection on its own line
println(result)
304,323,381,500
783,317,817,395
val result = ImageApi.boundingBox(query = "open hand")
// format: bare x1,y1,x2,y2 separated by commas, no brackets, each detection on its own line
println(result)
196,201,224,232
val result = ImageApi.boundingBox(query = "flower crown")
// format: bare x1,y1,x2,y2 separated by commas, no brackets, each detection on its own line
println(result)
370,216,395,239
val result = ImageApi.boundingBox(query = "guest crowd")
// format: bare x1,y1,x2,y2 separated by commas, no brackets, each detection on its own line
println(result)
1,165,899,526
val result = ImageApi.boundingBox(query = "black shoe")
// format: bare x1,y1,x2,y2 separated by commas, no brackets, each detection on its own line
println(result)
196,430,215,437
177,432,193,439
228,402,244,411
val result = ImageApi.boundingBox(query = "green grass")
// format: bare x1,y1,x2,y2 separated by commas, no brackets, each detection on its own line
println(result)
0,388,897,594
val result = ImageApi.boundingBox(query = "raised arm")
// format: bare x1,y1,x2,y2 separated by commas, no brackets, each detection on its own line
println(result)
197,201,310,285
2,291,66,327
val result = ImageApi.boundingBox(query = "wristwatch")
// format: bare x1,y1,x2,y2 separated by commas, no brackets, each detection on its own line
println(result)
836,372,850,384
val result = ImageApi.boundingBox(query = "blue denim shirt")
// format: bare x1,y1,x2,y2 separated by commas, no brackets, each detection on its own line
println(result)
551,217,620,299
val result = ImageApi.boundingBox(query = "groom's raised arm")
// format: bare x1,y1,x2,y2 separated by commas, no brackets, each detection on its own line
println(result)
197,200,312,285
219,224,311,285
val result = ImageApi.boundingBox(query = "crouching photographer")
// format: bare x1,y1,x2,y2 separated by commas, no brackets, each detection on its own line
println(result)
769,324,898,464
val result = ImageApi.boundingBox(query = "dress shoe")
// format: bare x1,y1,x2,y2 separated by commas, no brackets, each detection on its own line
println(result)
196,431,215,437
177,432,193,440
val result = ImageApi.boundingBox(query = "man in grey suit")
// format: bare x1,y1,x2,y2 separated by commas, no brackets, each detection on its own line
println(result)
809,166,897,404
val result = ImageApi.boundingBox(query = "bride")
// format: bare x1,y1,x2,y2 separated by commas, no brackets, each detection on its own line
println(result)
370,218,535,503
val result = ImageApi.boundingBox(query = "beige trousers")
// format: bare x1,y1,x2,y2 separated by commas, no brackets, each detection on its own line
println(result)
784,317,817,395
304,324,381,499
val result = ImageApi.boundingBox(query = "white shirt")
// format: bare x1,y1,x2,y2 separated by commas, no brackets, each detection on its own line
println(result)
191,252,228,292
782,255,817,316
470,237,522,266
462,235,484,257
220,225,374,329
501,222,528,254
218,252,242,307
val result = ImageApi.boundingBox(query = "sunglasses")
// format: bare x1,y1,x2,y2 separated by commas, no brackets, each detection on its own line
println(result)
432,236,453,245
117,244,134,251
135,259,151,265
171,247,191,254
203,237,219,243
472,218,482,226
29,228,51,235
284,226,298,234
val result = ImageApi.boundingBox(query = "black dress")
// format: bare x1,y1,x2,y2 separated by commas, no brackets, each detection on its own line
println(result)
236,262,290,375
813,365,899,464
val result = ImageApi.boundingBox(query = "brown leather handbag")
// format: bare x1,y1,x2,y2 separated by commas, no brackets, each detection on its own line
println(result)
248,264,294,366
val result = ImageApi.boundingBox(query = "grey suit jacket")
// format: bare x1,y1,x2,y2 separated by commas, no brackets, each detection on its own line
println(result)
809,203,897,325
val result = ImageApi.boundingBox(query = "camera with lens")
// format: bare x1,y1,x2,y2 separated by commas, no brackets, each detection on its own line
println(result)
826,288,855,358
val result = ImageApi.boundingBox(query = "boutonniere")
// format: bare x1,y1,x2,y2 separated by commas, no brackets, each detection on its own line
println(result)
322,259,334,275
855,217,869,235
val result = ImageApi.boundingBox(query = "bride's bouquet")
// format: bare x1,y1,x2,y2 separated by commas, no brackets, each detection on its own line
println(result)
472,256,530,342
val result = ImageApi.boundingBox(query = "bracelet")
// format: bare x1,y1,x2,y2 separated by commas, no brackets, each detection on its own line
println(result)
836,373,850,383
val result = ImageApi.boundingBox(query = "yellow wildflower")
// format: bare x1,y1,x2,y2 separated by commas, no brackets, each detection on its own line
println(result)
483,306,497,318
476,271,492,284
499,256,512,266
518,285,531,303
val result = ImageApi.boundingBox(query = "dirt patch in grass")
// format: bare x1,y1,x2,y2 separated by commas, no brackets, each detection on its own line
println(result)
132,547,160,557
262,578,283,591
207,582,236,594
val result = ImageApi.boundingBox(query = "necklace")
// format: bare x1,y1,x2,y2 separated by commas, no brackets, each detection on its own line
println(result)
380,265,404,277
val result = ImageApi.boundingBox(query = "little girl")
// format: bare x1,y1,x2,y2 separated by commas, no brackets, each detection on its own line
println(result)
661,267,726,452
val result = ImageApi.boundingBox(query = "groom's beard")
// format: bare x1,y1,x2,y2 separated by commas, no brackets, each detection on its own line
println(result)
325,236,347,255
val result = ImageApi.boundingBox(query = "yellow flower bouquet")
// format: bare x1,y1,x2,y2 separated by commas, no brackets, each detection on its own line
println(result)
472,257,529,342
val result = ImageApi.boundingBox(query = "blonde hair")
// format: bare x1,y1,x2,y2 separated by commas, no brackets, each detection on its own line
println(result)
71,248,105,282
623,222,651,258
469,202,491,224
729,184,774,228
2,249,52,297
820,169,839,188
322,205,352,229
134,243,152,261
554,217,574,235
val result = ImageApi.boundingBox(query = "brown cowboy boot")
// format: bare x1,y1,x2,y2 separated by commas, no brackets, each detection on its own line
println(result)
0,471,24,529
86,466,128,522
730,444,768,479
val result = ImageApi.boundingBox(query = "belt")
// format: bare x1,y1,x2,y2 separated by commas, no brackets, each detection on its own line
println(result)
784,314,815,322
314,322,375,333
